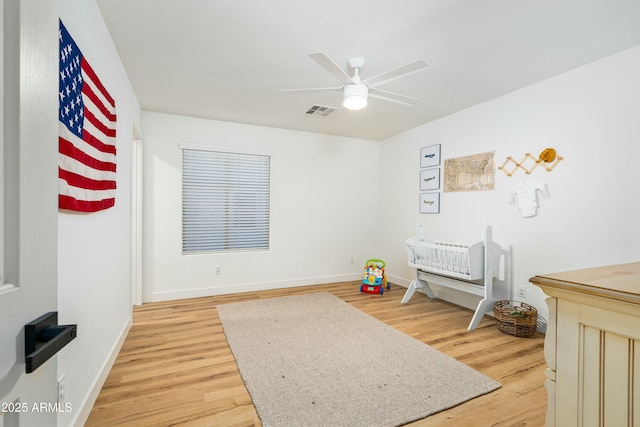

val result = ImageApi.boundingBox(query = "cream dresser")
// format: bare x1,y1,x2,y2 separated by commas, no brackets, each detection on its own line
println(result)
530,263,640,427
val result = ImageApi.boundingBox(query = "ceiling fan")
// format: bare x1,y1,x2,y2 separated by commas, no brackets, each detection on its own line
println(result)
283,52,428,111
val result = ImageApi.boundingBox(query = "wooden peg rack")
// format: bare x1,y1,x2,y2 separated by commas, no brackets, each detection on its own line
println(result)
498,152,563,177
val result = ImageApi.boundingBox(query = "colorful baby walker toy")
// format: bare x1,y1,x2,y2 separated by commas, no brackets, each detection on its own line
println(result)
360,259,391,295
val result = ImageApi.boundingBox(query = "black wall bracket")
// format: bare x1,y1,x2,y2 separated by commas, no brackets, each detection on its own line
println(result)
25,312,77,373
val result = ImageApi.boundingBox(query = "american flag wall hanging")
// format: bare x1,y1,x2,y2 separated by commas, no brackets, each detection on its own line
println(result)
58,20,117,212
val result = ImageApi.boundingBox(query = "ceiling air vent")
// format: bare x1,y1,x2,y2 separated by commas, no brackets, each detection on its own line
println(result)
306,105,337,117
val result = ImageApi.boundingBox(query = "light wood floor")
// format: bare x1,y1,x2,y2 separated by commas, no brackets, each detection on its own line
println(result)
86,282,547,426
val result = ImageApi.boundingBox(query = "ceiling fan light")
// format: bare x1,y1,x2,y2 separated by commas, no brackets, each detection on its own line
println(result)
343,95,367,110
343,83,368,110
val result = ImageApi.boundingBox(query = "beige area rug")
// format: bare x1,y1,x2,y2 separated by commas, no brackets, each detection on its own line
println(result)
216,292,500,427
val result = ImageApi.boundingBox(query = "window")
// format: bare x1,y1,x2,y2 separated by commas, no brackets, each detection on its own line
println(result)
181,146,270,253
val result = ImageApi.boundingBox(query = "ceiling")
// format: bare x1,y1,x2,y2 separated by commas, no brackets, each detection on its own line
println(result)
96,0,640,141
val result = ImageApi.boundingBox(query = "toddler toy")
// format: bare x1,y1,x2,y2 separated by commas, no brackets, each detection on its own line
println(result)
360,259,391,295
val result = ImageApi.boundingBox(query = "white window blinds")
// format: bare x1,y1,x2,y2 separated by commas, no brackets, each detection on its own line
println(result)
182,147,270,253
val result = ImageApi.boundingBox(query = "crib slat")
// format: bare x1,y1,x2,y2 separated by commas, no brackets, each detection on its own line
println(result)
406,238,484,281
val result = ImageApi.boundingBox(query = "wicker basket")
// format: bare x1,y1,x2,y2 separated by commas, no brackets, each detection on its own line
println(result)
493,300,537,338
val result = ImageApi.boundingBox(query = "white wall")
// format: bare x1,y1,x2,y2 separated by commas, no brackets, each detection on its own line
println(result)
141,112,381,301
380,45,640,328
58,2,137,426
142,46,640,326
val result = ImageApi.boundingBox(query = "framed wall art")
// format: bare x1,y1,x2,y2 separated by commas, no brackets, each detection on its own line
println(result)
419,168,440,191
420,144,441,168
419,192,440,214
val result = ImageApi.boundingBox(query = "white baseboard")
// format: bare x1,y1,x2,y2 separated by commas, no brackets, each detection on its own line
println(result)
144,273,362,303
73,317,132,427
387,274,411,288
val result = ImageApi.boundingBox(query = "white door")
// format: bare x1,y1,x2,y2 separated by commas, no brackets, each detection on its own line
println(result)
1,1,59,426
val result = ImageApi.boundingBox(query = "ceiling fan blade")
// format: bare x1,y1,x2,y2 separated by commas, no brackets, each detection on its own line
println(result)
282,86,342,94
369,88,419,106
363,60,428,88
309,52,354,84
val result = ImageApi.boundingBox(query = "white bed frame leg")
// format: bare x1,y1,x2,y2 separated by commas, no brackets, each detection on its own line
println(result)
401,277,435,304
468,298,494,331
465,225,501,331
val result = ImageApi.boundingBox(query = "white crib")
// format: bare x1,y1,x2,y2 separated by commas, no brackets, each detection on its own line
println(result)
401,225,510,330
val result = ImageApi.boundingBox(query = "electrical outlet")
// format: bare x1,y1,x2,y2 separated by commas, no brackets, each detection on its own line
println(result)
215,265,221,275
350,256,354,264
57,374,66,405
518,285,527,299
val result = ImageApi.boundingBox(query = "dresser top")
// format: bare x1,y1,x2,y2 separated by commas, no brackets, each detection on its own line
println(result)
530,262,640,304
